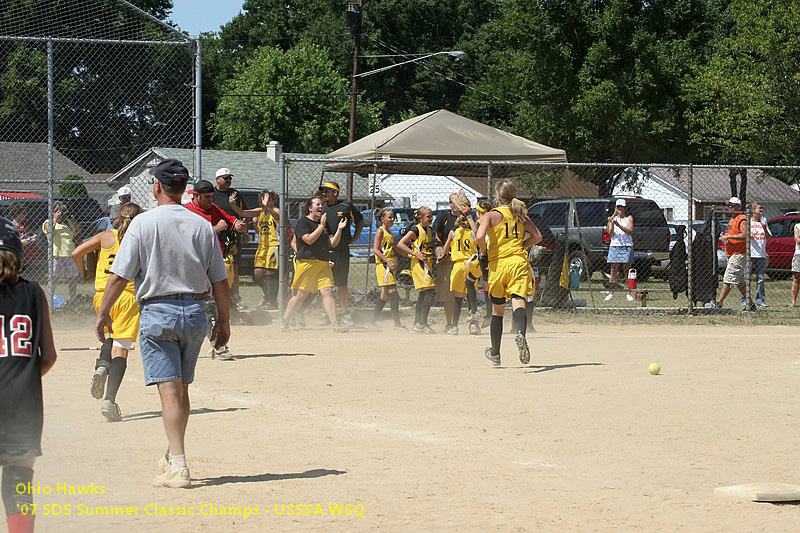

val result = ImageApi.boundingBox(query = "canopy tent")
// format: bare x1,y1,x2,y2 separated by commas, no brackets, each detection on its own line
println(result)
324,109,567,178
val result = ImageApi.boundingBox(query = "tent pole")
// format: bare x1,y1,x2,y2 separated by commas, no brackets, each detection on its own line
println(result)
486,162,492,202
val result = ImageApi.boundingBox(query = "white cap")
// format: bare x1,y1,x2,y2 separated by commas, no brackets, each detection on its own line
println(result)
215,167,232,179
117,186,132,197
728,196,741,205
615,199,626,207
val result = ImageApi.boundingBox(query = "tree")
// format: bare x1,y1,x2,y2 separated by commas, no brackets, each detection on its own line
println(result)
59,175,89,198
212,44,383,153
684,0,800,166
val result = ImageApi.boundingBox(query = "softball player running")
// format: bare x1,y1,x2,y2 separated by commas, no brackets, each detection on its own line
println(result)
443,214,482,335
371,208,405,330
0,217,58,533
476,181,542,366
72,203,142,421
397,207,436,334
281,197,348,333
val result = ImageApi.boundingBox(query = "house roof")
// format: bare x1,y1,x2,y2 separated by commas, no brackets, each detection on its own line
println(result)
109,147,384,202
648,167,800,204
0,142,95,183
459,169,598,199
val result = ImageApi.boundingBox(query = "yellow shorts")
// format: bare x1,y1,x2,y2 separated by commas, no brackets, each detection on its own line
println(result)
94,290,140,341
411,257,435,290
224,254,235,288
376,260,397,286
450,259,482,293
488,255,531,300
292,259,334,292
255,244,278,269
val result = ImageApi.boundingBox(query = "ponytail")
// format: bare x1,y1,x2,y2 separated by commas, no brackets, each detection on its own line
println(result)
495,180,527,223
117,203,142,241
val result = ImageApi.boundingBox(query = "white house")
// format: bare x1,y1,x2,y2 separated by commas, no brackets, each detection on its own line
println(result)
612,166,800,221
378,174,482,210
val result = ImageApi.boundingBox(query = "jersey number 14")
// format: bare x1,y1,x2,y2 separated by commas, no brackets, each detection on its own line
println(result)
0,314,33,357
504,222,519,239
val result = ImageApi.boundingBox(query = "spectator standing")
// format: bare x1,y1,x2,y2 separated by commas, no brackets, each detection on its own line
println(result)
10,203,38,272
604,199,635,301
41,200,80,301
213,167,248,310
434,193,472,333
320,181,363,327
184,179,247,361
96,159,230,489
110,186,132,228
748,203,772,307
710,197,747,308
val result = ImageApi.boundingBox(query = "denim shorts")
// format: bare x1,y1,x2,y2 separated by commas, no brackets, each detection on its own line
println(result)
138,298,207,386
607,245,634,264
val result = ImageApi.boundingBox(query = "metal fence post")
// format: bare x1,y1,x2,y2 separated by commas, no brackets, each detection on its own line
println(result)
47,38,55,310
486,162,492,201
745,208,752,312
278,154,287,315
687,164,694,314
194,36,202,180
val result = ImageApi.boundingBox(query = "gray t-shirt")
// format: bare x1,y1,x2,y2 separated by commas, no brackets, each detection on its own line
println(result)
111,204,227,303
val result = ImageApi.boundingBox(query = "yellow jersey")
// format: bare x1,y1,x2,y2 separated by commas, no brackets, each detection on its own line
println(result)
267,212,279,248
256,211,270,247
450,227,476,262
412,224,433,258
95,230,135,294
487,206,526,262
378,227,395,260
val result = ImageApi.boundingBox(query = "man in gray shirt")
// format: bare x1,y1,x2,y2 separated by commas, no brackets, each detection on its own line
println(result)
96,159,229,489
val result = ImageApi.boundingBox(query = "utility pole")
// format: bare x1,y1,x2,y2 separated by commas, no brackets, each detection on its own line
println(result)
346,1,363,202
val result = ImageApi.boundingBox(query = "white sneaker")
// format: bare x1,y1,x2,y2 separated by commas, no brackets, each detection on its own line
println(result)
153,465,191,488
158,452,170,473
100,400,122,422
604,292,613,301
91,366,108,399
515,333,530,365
485,347,501,366
469,322,481,335
212,346,235,361
341,314,355,327
446,325,459,335
626,294,635,301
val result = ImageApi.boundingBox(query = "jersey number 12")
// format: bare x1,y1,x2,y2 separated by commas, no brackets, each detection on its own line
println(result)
0,314,33,357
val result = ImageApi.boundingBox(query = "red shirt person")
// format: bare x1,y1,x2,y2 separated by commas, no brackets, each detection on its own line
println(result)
183,180,247,253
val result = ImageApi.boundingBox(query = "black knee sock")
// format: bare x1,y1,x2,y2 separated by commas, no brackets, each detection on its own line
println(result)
96,338,112,370
421,290,435,325
389,292,401,325
373,298,387,321
254,275,268,299
2,464,34,518
453,297,464,325
490,315,503,355
266,274,278,304
513,306,527,336
415,293,423,325
484,291,492,317
466,281,478,314
105,357,127,403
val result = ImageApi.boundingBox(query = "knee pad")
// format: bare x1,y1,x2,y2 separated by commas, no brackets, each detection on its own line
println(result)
112,338,133,351
511,295,526,303
2,465,34,517
490,296,506,305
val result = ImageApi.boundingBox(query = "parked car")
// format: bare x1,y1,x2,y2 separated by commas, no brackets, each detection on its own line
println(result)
349,208,417,259
527,197,670,281
766,214,800,279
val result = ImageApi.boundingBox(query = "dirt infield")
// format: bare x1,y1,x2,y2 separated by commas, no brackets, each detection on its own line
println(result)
31,315,800,531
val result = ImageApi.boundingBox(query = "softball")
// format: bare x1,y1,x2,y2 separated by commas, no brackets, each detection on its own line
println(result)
648,363,661,375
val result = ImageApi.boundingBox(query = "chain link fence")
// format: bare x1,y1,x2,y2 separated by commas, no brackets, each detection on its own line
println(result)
0,0,197,312
280,157,800,322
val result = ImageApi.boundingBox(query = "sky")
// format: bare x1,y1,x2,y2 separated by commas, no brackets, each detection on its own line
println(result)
169,0,244,35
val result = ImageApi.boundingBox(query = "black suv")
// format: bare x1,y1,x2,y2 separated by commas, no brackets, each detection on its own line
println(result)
528,197,670,281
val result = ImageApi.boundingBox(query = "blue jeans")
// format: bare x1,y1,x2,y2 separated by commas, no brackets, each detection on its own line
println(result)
747,257,767,305
138,297,207,386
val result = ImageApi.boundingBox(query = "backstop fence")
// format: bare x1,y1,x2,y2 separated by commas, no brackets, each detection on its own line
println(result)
281,157,800,320
0,0,198,310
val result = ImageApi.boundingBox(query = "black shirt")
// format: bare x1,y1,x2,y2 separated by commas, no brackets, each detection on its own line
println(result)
213,187,246,218
0,277,44,460
433,210,461,247
323,201,363,250
295,216,329,261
